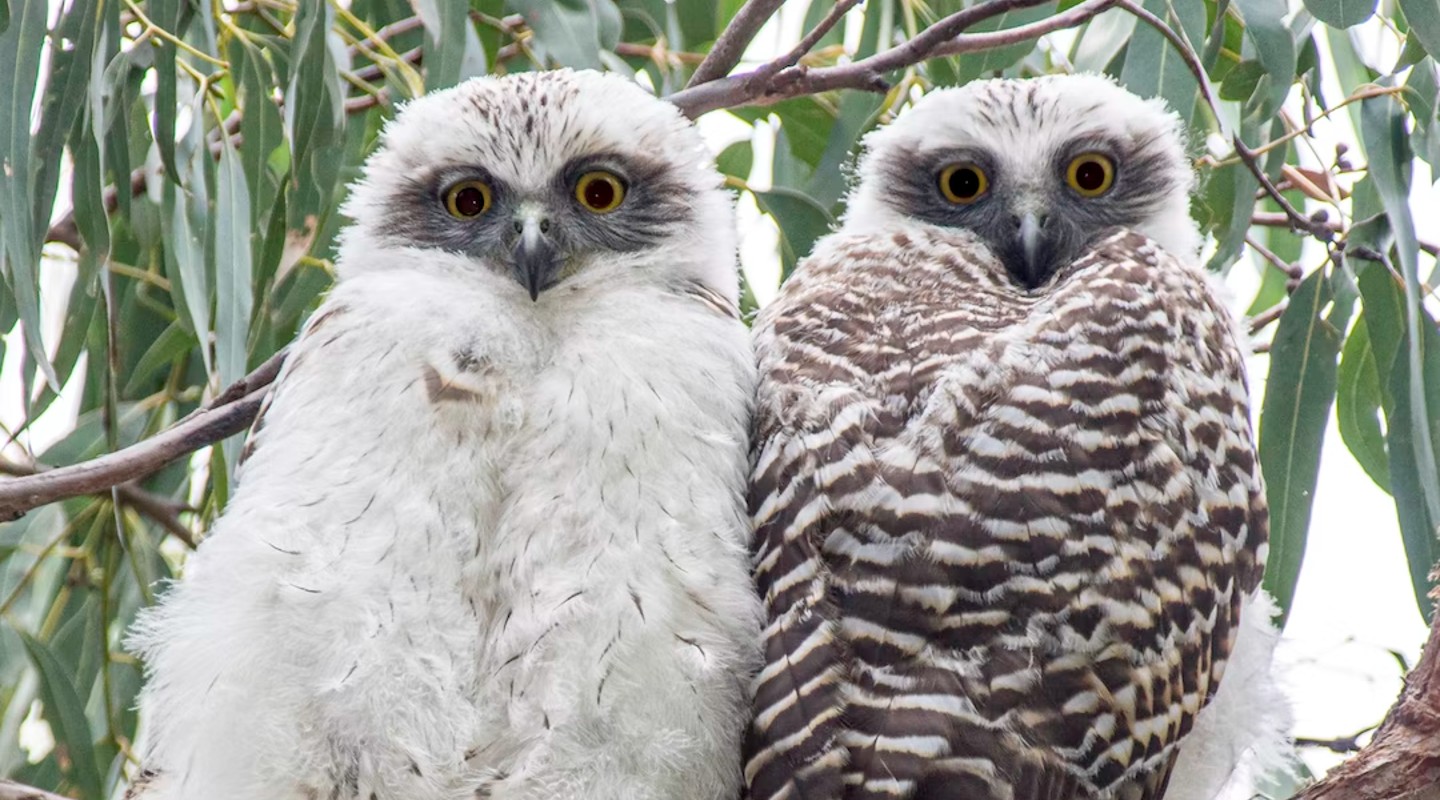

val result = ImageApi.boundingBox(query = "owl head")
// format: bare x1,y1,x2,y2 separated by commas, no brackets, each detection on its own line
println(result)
844,74,1200,289
338,69,737,304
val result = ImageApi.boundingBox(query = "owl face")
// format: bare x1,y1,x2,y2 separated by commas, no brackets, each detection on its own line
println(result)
339,69,735,302
845,74,1200,289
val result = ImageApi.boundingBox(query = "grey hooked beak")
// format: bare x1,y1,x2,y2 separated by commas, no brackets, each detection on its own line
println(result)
1017,211,1045,288
512,209,559,302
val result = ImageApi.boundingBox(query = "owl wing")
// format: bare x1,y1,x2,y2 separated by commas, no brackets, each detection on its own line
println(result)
744,229,1267,800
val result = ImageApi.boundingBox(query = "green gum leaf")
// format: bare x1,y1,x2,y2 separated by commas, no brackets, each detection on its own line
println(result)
1258,268,1342,626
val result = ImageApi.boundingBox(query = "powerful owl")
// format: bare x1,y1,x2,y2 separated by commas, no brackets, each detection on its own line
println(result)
744,75,1290,800
128,69,760,800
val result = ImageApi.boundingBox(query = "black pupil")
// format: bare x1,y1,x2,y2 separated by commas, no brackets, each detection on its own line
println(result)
584,178,616,208
948,168,981,199
454,186,485,216
1076,160,1106,191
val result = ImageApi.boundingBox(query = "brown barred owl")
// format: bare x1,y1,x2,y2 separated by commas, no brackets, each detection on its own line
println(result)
744,75,1290,800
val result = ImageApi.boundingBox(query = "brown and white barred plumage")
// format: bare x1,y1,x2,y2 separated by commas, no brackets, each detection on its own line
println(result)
744,76,1282,800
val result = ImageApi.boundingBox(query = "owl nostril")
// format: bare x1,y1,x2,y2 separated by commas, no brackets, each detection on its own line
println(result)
512,220,524,234
539,219,551,234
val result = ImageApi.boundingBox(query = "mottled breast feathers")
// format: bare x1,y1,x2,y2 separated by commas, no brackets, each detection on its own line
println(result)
744,228,1267,800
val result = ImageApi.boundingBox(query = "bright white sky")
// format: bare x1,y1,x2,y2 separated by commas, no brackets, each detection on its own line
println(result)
7,0,1437,789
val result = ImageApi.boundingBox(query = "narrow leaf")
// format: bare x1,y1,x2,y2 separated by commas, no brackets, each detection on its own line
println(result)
161,89,213,376
752,187,834,281
508,0,621,69
18,632,105,800
0,0,58,386
1361,90,1440,583
1237,0,1296,115
1119,0,1208,132
215,138,253,392
416,0,468,89
150,0,181,183
1386,309,1440,620
1335,316,1391,489
1258,268,1342,625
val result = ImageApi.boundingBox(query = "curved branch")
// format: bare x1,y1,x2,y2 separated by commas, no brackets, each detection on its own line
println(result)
687,0,788,87
670,0,1115,118
0,780,75,800
0,457,196,547
0,350,287,521
931,0,1117,58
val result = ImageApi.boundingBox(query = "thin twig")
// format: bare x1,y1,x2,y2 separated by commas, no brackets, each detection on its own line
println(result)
1250,212,1440,257
0,351,287,521
351,46,422,84
1112,0,1218,118
671,0,1092,117
1244,235,1303,279
1235,136,1336,241
1248,301,1288,336
687,0,788,87
773,0,863,73
1112,0,1333,244
932,0,1118,57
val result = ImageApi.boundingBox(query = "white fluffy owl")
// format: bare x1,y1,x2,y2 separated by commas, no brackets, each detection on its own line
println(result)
129,69,760,800
744,75,1292,800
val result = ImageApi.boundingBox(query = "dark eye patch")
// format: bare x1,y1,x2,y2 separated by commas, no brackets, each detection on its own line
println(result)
880,146,1002,227
552,152,693,252
374,165,512,251
1050,134,1177,222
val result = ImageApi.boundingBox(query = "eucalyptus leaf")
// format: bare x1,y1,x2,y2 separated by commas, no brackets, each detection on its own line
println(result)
1258,268,1342,626
0,0,58,386
18,632,105,800
1335,316,1391,489
1119,0,1209,132
507,0,622,69
1399,0,1440,59
715,140,753,180
751,187,834,281
1302,0,1376,28
1237,0,1296,115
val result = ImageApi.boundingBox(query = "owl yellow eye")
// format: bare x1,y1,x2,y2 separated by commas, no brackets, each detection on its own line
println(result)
444,180,492,218
575,171,626,213
938,163,988,204
1066,153,1114,197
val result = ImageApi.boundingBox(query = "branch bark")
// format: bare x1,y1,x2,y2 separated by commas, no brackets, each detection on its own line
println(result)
0,457,195,547
1295,599,1440,799
0,780,75,800
0,350,287,522
670,0,1116,117
687,0,788,87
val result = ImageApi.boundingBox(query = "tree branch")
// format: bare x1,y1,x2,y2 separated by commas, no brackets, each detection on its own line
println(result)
1235,136,1336,242
0,457,195,547
0,350,287,521
687,0,788,87
671,0,1112,118
1295,594,1440,798
0,780,75,800
772,0,863,74
931,0,1118,58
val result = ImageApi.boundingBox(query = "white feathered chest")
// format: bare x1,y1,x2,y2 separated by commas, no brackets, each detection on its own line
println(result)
130,264,759,800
